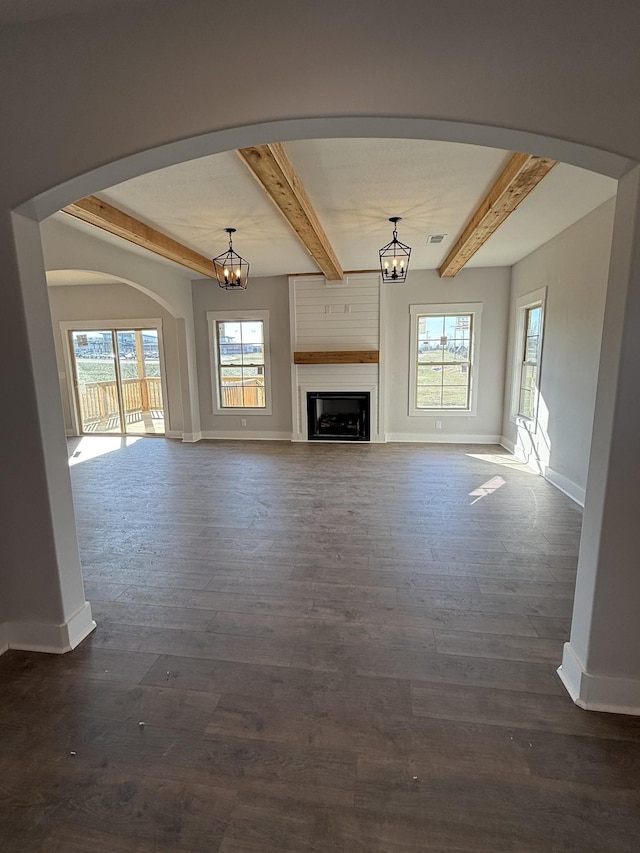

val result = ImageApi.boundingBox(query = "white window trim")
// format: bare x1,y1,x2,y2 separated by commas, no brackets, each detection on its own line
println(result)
409,302,482,417
208,309,272,416
510,286,546,428
60,317,169,437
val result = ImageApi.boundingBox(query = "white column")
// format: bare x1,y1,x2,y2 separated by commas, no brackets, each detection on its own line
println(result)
0,213,95,654
176,316,202,442
558,164,640,714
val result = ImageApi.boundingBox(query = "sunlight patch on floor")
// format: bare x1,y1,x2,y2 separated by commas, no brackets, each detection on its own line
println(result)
469,474,506,504
466,451,536,474
68,435,143,466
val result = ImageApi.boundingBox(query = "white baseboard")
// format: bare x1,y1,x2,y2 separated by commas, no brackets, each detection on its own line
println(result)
200,430,292,441
499,435,516,453
544,467,585,507
0,601,96,655
181,431,202,443
165,429,183,440
500,437,585,507
385,433,502,444
558,642,640,716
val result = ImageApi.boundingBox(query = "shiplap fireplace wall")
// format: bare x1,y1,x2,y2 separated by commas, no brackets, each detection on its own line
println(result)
289,273,384,441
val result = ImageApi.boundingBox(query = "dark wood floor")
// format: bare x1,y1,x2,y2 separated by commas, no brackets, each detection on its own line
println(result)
2,439,640,851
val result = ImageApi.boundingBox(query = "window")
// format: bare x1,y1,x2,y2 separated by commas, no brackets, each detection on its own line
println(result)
511,288,545,424
518,305,543,419
409,302,482,415
208,311,272,415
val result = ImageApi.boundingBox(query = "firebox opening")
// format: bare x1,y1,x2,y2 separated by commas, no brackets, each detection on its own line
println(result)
307,391,370,441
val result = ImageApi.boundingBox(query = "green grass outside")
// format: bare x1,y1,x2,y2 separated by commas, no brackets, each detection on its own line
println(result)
75,359,161,383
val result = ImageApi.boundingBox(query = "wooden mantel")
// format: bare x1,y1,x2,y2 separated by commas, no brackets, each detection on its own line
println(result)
294,350,379,365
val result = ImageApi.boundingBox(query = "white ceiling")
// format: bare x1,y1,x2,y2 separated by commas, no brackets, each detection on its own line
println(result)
58,138,617,280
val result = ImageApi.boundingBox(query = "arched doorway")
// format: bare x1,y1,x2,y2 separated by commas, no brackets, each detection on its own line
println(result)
2,2,640,714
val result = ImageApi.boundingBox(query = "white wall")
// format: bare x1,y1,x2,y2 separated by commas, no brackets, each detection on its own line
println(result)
502,200,615,503
41,218,194,318
48,283,184,435
384,268,511,442
41,217,201,439
3,0,637,226
191,275,292,439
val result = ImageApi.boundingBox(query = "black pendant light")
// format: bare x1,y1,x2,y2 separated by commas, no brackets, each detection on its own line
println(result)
213,228,250,291
379,216,411,283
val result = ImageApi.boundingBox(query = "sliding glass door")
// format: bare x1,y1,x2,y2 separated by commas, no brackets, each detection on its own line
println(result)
70,327,165,436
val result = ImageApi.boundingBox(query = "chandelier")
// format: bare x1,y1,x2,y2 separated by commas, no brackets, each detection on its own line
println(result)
379,216,411,283
213,228,250,291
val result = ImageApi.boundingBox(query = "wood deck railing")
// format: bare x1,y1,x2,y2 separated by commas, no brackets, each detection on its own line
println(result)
220,377,265,408
79,377,163,423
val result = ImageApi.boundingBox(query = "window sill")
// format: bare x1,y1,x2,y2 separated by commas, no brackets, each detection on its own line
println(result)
410,409,476,418
214,407,273,417
511,414,538,430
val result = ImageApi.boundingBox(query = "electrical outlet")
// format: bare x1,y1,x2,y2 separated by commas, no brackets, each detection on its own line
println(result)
241,418,247,427
435,420,442,430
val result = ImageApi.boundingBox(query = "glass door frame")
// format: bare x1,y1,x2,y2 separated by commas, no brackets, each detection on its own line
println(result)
61,317,169,437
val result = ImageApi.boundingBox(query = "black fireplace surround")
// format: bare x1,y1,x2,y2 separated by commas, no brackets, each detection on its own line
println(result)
307,391,370,441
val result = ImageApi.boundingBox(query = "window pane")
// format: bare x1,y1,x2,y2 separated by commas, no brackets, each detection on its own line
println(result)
519,389,533,419
425,316,445,339
417,385,443,408
417,364,444,385
219,321,241,341
239,320,264,344
450,338,470,363
442,364,469,386
220,366,242,380
525,334,540,362
521,364,537,392
245,343,265,365
219,343,240,365
527,306,542,335
443,386,468,408
421,346,445,363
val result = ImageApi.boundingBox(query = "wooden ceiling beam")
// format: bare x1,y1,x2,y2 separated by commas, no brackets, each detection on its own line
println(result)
237,143,344,281
62,195,217,279
438,152,558,278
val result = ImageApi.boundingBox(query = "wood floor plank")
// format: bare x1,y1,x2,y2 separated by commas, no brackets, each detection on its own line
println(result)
91,600,219,631
434,629,563,664
530,615,573,639
397,587,574,617
476,577,576,598
91,622,296,668
2,437,639,851
410,680,640,740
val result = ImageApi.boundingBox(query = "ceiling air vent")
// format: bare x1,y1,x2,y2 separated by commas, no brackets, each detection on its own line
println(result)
427,234,448,245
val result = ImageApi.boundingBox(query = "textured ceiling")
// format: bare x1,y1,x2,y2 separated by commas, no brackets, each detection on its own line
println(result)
60,138,617,279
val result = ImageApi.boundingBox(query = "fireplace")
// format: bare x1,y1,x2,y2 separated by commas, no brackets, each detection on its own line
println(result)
306,391,370,441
